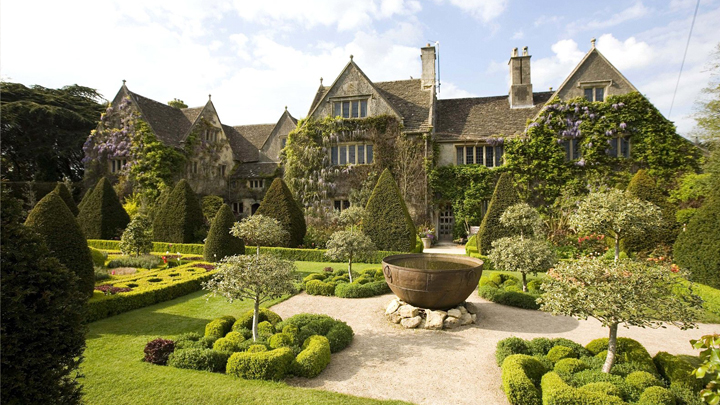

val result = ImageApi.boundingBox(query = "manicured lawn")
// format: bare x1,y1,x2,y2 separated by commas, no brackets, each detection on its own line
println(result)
293,261,381,278
81,289,410,405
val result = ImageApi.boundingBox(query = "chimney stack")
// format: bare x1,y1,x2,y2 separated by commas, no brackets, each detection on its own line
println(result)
421,44,436,89
508,46,533,108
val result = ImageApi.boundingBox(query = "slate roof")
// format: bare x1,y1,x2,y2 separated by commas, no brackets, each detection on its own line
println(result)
232,124,276,150
229,162,280,179
435,91,554,142
128,90,191,147
307,79,432,133
180,106,204,125
222,125,260,163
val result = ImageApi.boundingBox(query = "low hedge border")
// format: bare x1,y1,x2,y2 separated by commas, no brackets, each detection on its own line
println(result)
167,348,230,372
275,314,354,354
501,354,545,405
304,268,389,299
87,262,215,322
541,371,628,405
226,347,295,381
293,335,331,378
653,351,702,391
478,272,542,310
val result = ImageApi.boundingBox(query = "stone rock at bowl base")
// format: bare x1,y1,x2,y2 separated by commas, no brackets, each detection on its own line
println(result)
458,306,468,315
465,302,480,314
444,316,461,329
460,313,473,326
447,308,462,318
388,312,402,324
425,310,447,330
399,305,419,318
401,316,422,329
471,313,478,323
386,299,401,315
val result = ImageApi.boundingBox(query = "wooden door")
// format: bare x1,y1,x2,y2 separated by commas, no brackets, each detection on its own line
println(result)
438,204,454,242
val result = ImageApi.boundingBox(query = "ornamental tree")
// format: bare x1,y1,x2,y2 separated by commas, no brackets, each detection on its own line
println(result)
230,214,288,257
152,179,204,243
204,255,296,341
364,168,416,252
77,177,130,239
54,182,79,216
339,206,366,231
119,214,153,257
325,231,376,283
540,257,701,373
255,178,306,248
204,204,245,262
489,203,555,291
477,172,520,255
624,169,679,253
569,188,662,262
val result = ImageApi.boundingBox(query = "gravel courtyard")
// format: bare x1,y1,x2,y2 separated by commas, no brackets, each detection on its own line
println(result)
272,292,719,405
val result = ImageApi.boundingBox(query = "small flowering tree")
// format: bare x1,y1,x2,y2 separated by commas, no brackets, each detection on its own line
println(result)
489,203,556,292
230,214,288,257
119,214,153,257
570,189,662,262
540,257,701,373
204,255,296,341
325,231,376,283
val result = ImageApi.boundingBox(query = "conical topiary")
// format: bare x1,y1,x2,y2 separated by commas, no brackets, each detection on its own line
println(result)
204,204,245,262
363,168,415,252
24,191,95,298
77,177,130,239
674,196,720,288
477,172,520,255
255,178,306,248
53,183,79,216
77,187,93,212
624,169,679,253
152,179,205,243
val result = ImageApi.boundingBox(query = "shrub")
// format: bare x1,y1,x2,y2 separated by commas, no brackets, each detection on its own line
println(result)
501,354,545,405
528,338,554,356
334,280,390,298
625,371,664,401
674,197,720,288
212,331,245,353
552,338,592,358
174,333,202,349
107,254,162,269
478,284,540,310
119,214,153,256
293,335,332,378
233,308,283,331
477,173,520,255
54,182,79,216
144,338,175,365
625,169,679,252
77,177,130,239
548,346,578,364
90,247,108,267
247,344,268,353
205,316,236,338
587,338,657,375
555,358,589,375
578,382,624,398
24,191,95,298
204,204,244,262
201,195,225,223
638,386,676,405
226,347,295,380
363,168,415,252
541,371,627,405
305,279,336,296
167,348,229,372
654,351,701,391
496,337,530,366
152,179,205,243
257,321,275,340
276,314,353,353
1,190,85,404
669,382,704,405
255,178,306,248
268,333,294,349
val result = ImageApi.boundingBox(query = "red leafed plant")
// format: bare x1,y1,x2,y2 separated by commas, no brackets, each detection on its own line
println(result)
144,338,175,365
94,284,132,295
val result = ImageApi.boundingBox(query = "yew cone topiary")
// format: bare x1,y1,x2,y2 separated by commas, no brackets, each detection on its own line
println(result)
53,183,79,216
255,178,306,248
624,169,679,253
77,177,130,239
363,169,415,252
24,191,95,298
674,196,720,288
477,172,520,255
204,204,245,262
152,179,205,243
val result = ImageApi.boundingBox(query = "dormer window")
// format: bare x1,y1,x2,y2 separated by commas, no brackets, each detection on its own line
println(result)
249,179,264,189
333,99,368,118
109,158,128,173
203,128,218,142
579,80,611,102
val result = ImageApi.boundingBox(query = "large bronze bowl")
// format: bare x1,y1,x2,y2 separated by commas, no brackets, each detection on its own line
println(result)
382,254,484,310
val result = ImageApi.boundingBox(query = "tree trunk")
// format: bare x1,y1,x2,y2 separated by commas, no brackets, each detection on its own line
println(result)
615,238,620,263
348,257,353,283
602,323,619,373
256,245,260,258
522,272,528,292
252,296,260,341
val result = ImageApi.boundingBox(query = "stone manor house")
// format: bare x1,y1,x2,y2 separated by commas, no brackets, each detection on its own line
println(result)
93,39,644,241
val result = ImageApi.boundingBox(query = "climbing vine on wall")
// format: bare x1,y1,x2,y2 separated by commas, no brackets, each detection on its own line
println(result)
504,92,700,208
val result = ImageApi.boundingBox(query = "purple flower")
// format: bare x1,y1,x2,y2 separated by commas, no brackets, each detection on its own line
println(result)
575,158,586,167
587,142,593,148
619,122,627,130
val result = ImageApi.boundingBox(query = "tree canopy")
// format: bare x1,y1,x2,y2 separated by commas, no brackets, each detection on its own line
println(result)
1,82,105,182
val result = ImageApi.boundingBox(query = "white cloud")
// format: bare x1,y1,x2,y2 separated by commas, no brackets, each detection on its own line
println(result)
596,34,653,71
438,82,477,99
534,15,563,27
532,39,586,90
434,0,507,22
567,1,650,34
511,30,524,40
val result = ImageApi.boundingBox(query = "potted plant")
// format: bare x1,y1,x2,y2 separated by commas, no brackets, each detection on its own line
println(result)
418,225,435,249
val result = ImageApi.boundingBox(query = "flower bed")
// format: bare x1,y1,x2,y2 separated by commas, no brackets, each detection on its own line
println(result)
87,262,216,322
303,268,390,298
496,336,704,405
148,310,353,381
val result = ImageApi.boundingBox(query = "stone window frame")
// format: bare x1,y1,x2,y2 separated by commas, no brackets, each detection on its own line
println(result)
248,179,264,190
578,80,612,102
607,137,631,159
109,157,128,173
330,142,374,166
331,95,370,119
454,144,503,168
333,199,350,212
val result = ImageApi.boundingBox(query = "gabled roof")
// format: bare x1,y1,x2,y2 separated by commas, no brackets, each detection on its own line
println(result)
261,108,297,149
549,47,639,101
229,161,280,179
126,89,191,148
181,106,204,125
233,124,276,150
375,79,432,133
435,91,554,142
222,124,260,163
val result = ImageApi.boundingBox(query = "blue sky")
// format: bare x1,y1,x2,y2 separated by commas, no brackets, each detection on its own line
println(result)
2,0,718,137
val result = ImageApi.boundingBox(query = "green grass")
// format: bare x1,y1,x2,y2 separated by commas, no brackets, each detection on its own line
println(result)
81,289,410,405
293,261,380,279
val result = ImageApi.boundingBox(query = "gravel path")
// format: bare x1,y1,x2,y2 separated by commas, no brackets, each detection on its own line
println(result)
272,292,719,405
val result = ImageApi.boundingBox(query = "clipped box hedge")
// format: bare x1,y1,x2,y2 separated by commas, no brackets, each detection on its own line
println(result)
293,335,331,378
87,262,215,322
501,354,545,405
226,347,295,381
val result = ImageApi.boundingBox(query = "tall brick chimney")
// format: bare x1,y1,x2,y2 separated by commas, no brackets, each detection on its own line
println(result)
421,44,436,89
508,46,533,108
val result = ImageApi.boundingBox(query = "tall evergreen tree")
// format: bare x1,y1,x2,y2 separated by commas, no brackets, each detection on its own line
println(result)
204,204,245,262
25,192,95,298
674,196,720,288
76,177,130,239
624,169,679,253
152,179,205,243
364,168,415,252
255,178,306,248
2,189,86,404
477,172,520,255
53,182,79,216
